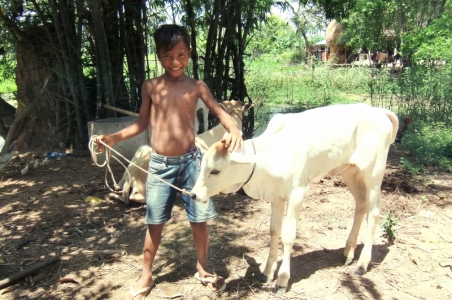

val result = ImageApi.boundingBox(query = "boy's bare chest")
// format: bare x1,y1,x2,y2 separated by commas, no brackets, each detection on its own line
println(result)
151,86,197,111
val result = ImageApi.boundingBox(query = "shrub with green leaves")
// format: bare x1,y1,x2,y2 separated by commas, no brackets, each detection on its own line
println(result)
401,122,452,170
381,213,398,240
398,157,427,176
0,55,17,93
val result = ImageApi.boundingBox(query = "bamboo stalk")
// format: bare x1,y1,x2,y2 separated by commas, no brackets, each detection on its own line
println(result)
50,0,86,142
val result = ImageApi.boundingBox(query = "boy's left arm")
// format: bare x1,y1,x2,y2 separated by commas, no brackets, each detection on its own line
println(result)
197,82,243,152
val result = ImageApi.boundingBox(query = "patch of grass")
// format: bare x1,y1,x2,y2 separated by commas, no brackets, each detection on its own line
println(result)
245,55,370,106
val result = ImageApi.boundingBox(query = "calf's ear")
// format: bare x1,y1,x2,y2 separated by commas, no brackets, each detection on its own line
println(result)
229,151,259,164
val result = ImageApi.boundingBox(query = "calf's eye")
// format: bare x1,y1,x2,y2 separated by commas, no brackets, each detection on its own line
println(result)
210,169,220,175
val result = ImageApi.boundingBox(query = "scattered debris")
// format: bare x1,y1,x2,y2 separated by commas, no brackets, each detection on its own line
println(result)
57,277,79,285
439,261,452,268
84,195,103,205
83,249,127,256
20,164,29,175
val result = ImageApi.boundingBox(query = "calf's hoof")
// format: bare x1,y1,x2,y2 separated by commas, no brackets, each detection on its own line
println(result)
275,286,286,295
344,257,353,265
262,282,286,294
354,266,367,275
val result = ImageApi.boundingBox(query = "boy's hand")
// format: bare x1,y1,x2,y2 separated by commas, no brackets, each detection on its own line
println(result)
222,130,243,152
94,134,115,152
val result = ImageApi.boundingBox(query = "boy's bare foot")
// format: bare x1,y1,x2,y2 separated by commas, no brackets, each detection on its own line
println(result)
129,278,154,300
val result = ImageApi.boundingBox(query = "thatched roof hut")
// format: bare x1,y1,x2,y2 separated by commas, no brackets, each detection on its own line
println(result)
326,20,347,63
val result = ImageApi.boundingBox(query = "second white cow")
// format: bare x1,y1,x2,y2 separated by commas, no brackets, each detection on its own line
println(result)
195,99,209,134
191,103,398,293
118,101,253,204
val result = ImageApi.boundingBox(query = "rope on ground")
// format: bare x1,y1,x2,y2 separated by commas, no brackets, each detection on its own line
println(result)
88,135,195,199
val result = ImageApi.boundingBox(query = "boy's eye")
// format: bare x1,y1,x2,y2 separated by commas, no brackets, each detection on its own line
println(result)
210,170,220,175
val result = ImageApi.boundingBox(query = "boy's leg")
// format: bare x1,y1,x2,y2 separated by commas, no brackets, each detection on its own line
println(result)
180,149,225,291
190,221,226,292
131,224,164,300
129,154,177,299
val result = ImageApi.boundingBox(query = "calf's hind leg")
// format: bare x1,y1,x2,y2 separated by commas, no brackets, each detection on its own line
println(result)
339,165,367,266
340,165,383,274
356,188,382,274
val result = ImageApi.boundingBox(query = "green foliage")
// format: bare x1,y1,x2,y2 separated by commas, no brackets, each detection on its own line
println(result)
402,0,452,62
0,55,16,93
341,0,392,51
401,122,452,170
370,65,452,126
310,0,358,20
245,55,371,106
369,63,452,172
248,15,298,56
339,0,447,54
398,157,427,175
308,34,325,45
381,213,398,239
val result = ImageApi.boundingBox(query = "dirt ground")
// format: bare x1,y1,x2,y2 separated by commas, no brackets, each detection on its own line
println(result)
0,146,451,300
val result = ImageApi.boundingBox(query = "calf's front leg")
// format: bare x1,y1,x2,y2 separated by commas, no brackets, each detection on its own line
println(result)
273,188,306,294
261,201,285,283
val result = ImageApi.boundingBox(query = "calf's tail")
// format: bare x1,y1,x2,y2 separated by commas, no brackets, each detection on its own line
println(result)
384,110,399,144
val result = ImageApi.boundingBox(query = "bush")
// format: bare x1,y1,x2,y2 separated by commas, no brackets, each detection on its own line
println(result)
401,122,452,170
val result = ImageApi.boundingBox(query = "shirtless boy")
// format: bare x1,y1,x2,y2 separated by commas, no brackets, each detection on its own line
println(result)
95,24,242,299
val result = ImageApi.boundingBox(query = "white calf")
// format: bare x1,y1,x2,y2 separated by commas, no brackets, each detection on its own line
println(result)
191,103,398,293
118,101,253,204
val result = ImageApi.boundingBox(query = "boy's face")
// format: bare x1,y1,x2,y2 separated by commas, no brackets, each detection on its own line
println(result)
158,40,191,78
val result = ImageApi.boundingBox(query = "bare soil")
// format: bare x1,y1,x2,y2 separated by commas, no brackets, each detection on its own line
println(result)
1,146,451,300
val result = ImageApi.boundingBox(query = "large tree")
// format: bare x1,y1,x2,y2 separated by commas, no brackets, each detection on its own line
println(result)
0,0,157,152
336,0,448,58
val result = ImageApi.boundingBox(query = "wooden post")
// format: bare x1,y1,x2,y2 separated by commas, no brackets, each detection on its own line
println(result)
102,104,139,118
0,256,60,290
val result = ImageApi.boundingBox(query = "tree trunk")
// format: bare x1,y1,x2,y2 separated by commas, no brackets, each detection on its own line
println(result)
11,33,63,152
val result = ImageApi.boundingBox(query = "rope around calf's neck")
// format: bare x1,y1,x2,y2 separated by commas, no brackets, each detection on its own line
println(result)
88,135,196,199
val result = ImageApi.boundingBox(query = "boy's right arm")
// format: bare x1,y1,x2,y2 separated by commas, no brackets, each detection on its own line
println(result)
95,80,152,152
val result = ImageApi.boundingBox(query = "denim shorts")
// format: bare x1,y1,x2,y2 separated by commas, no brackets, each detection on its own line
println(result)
145,147,217,224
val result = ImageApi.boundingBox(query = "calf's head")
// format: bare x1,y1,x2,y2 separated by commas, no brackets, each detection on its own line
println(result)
191,141,257,203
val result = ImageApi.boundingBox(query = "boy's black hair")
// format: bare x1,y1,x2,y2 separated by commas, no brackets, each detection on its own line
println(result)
153,24,191,54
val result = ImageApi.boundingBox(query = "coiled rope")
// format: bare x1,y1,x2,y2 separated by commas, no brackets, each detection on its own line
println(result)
88,135,196,199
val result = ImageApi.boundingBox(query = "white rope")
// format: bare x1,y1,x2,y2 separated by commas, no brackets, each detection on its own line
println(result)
88,135,195,198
